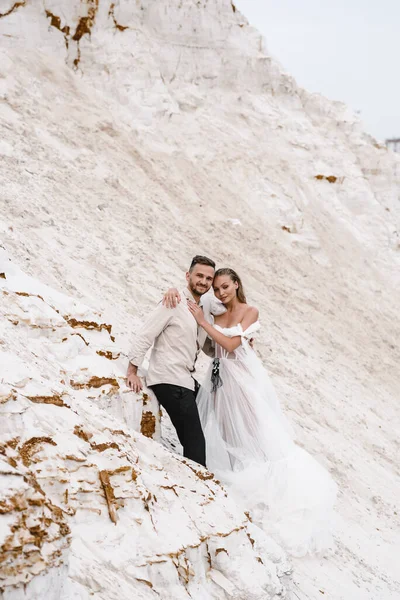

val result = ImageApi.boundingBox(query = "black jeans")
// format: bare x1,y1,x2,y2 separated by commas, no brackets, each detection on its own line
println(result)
150,383,206,467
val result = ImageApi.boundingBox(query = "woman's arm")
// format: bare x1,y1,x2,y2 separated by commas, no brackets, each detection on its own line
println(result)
197,319,242,353
187,302,258,353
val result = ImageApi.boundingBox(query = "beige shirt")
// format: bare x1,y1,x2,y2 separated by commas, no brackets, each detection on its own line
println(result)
129,289,225,391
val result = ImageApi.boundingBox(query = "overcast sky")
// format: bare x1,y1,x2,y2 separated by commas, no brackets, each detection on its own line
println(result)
235,0,400,141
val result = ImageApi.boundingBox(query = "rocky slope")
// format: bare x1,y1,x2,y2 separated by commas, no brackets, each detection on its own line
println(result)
0,1,399,599
0,249,289,599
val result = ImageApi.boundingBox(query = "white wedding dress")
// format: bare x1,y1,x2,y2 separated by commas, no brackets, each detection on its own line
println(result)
196,321,337,557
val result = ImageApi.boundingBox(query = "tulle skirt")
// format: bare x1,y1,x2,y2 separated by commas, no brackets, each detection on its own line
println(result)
196,348,337,557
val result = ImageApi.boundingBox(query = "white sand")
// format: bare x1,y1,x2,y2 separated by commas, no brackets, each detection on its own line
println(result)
0,1,399,599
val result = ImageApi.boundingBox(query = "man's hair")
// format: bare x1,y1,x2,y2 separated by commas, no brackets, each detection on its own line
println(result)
189,255,216,272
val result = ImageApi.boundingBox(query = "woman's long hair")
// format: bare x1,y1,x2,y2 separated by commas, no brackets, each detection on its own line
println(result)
214,268,247,303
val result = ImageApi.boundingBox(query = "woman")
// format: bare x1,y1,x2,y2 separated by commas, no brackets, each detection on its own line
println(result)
186,268,337,557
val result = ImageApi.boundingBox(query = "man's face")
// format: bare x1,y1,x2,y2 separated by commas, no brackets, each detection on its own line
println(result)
186,264,215,298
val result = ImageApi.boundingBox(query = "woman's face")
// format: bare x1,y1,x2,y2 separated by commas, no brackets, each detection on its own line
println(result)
213,275,238,304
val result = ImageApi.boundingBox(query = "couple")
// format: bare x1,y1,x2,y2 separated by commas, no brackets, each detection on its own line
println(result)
127,255,337,556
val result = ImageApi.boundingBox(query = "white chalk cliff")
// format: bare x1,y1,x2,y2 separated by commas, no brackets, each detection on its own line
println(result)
0,1,399,599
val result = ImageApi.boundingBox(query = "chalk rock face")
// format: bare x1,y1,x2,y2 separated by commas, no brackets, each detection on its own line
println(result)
0,250,288,599
0,1,400,599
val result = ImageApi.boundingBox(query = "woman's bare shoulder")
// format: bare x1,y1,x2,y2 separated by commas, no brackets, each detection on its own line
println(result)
244,305,259,317
241,305,259,326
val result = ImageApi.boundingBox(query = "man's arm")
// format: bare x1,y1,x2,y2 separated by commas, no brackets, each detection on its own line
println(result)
127,303,174,392
208,295,226,317
126,362,142,393
202,336,215,358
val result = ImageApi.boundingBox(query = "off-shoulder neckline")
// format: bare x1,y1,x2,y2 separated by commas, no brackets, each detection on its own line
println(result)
214,321,260,334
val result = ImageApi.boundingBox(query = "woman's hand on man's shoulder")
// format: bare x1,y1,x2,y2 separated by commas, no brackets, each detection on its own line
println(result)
162,288,181,308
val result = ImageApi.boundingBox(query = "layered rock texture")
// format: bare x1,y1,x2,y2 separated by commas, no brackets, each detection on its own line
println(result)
0,250,289,599
0,1,399,599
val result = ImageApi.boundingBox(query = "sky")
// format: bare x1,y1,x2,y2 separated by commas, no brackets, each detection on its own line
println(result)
235,0,400,141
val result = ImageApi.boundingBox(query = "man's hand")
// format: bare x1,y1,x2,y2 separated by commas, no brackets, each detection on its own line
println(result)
162,288,181,308
126,363,143,393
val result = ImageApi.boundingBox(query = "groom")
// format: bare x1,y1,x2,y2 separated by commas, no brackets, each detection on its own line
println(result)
127,255,224,466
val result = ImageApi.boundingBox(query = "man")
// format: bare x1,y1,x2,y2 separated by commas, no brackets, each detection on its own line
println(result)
127,255,223,467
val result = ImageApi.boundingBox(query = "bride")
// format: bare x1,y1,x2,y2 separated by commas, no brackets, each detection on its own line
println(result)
183,267,337,557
